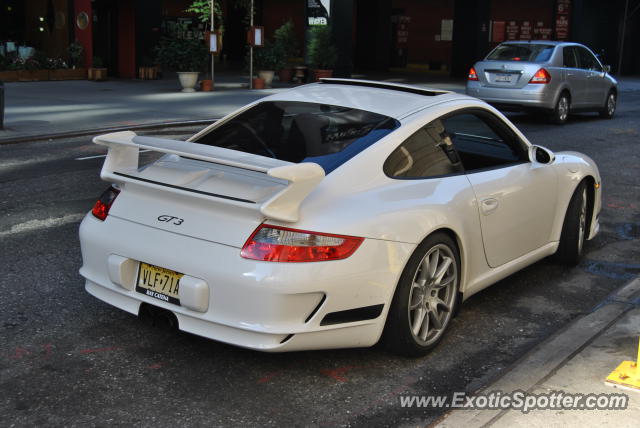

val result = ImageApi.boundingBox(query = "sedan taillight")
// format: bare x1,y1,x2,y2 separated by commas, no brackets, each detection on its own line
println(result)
91,186,120,221
468,67,479,81
529,68,551,84
240,224,363,262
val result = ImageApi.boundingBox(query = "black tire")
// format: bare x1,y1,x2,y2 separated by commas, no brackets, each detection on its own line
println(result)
555,181,588,265
382,232,460,357
599,91,616,119
551,92,570,125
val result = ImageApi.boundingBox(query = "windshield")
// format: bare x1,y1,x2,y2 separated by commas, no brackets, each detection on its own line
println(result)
193,101,399,174
486,44,555,63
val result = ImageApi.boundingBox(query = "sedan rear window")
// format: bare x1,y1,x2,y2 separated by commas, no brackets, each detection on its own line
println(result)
486,44,555,63
194,101,399,174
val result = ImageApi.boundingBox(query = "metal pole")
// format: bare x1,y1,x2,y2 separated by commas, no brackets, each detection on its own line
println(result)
0,80,4,130
214,0,218,90
249,0,254,89
617,0,629,75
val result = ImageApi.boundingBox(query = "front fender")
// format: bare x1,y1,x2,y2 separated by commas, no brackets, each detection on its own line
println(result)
552,152,602,240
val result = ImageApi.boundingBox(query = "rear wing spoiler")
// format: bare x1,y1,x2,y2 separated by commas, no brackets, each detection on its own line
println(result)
93,131,325,223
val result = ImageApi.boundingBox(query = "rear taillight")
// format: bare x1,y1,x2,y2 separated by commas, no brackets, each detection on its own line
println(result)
468,67,479,81
91,186,120,221
240,224,363,262
529,68,551,84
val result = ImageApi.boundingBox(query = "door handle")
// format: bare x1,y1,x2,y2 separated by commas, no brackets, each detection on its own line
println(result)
481,198,499,215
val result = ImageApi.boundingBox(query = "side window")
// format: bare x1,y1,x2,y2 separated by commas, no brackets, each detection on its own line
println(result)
442,112,525,172
384,119,464,179
563,47,577,68
576,47,602,71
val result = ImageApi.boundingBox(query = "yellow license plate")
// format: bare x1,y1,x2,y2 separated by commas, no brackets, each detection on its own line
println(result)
136,262,183,305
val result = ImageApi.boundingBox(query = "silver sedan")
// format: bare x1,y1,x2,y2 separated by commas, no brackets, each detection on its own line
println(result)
466,41,617,124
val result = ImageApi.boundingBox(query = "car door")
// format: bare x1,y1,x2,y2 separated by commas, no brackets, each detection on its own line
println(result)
576,46,608,107
562,46,588,107
442,110,558,268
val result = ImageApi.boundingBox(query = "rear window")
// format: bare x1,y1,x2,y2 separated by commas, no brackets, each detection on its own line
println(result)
486,44,555,63
193,101,399,174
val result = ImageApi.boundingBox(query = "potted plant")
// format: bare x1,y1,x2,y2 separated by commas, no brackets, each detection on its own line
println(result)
254,41,285,88
89,56,108,81
155,35,208,92
307,25,337,81
67,40,84,70
273,20,298,83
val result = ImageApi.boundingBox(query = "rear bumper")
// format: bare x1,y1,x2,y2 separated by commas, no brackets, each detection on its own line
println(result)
466,82,557,110
79,214,415,352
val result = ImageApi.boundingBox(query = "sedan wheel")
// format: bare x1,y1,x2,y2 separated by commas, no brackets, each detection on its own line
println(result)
599,92,616,119
552,94,570,124
383,232,460,356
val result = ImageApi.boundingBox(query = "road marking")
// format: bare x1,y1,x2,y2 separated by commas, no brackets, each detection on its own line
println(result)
0,213,85,237
75,149,151,161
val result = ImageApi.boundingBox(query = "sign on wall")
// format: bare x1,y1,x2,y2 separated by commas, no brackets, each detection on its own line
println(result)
533,21,552,40
440,19,453,41
519,21,532,40
555,0,571,40
505,20,519,40
307,0,331,26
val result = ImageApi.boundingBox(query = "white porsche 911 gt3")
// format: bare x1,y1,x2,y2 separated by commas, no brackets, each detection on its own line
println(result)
79,79,601,356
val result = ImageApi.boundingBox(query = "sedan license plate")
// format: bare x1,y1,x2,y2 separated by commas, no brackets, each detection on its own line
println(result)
494,73,512,83
136,262,183,305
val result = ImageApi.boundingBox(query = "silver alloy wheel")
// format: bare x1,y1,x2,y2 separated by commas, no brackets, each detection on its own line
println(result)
407,244,457,346
558,96,569,122
578,188,587,254
607,93,616,116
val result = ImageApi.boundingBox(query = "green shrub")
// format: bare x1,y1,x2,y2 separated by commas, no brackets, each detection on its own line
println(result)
155,36,208,72
273,20,298,61
307,26,336,69
254,41,286,71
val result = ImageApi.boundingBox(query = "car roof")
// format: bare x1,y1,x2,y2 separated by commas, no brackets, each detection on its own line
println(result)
262,79,471,119
500,40,562,45
499,40,589,48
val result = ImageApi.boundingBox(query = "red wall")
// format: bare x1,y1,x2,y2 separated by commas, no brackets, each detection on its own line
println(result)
117,0,136,78
391,0,455,67
73,0,93,67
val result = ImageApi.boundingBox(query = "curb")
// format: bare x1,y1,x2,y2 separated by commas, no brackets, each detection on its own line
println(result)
432,275,640,427
0,119,218,146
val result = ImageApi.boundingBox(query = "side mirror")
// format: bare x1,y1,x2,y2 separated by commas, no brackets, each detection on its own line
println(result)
603,65,611,73
529,145,555,165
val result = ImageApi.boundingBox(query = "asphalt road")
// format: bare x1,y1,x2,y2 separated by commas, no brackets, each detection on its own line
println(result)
1,93,639,427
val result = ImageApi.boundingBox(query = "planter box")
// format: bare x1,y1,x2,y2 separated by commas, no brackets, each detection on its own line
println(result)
89,68,108,81
49,68,87,80
0,71,19,82
138,66,158,80
18,70,50,81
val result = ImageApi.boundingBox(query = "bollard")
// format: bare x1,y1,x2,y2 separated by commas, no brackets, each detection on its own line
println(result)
605,337,640,391
0,80,4,130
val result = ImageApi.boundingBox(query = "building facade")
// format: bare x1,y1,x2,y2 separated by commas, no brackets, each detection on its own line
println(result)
1,0,637,78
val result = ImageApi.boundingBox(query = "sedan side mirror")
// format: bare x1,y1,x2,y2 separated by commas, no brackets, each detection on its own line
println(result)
603,65,611,73
529,145,555,165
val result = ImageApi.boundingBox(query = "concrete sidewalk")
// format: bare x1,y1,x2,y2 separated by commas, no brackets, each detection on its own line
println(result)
0,71,466,143
434,277,640,427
